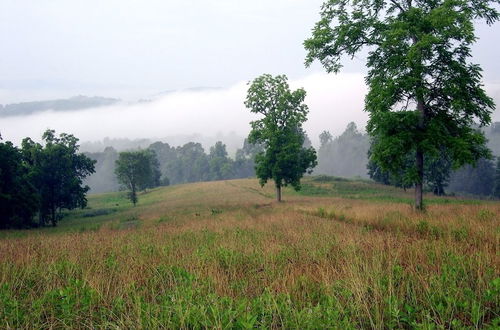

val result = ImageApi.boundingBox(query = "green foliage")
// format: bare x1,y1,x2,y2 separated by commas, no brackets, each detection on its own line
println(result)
115,150,161,206
368,145,452,195
245,74,317,201
234,139,264,179
305,0,497,209
494,157,500,198
208,141,234,180
166,142,209,184
0,141,38,228
20,130,95,226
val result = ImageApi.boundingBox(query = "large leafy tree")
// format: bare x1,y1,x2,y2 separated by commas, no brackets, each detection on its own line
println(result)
245,74,317,202
305,0,498,209
0,140,39,228
22,130,96,226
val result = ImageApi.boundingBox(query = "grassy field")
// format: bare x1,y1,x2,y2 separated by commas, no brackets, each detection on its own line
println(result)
0,177,499,328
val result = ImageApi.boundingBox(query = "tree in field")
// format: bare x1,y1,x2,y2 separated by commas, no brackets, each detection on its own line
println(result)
115,150,160,206
305,0,497,209
22,130,96,226
245,74,317,202
494,157,500,198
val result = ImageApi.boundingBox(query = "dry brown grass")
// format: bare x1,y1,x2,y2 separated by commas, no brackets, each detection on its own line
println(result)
0,178,499,328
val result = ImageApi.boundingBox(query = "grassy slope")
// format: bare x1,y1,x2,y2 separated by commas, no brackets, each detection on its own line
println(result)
0,177,499,328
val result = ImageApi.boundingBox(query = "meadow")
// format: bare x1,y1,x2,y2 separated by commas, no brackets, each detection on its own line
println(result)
0,177,498,328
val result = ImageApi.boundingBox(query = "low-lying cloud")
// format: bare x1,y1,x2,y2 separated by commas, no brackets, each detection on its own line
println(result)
1,72,499,149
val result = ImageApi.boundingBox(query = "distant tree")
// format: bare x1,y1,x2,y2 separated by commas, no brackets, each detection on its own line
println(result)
84,146,120,193
234,139,264,178
494,157,500,198
148,141,177,184
22,130,95,226
317,123,370,178
319,131,333,149
115,150,158,206
302,131,313,148
447,158,495,196
208,141,234,180
305,0,497,209
0,141,38,228
245,74,317,202
425,151,452,196
167,142,209,184
147,150,162,188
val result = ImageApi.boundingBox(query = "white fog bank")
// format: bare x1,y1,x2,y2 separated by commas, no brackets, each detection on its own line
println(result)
2,72,499,148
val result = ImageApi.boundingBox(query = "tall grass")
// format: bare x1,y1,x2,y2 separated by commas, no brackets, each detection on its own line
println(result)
0,178,498,328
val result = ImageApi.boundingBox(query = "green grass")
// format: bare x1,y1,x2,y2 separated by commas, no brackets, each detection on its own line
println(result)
0,177,498,328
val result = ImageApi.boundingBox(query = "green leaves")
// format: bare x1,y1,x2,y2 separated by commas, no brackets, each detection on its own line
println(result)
115,150,161,206
18,130,96,226
306,0,497,206
245,74,317,199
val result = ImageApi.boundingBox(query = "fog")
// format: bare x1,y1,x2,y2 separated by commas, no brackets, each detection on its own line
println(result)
1,72,373,148
3,74,500,151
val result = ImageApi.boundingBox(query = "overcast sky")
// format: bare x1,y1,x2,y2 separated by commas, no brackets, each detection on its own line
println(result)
1,0,499,145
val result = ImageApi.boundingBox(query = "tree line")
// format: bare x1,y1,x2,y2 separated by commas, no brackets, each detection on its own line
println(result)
85,139,264,194
82,118,500,204
0,130,95,229
317,121,500,198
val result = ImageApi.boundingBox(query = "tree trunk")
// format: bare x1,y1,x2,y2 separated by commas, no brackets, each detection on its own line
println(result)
51,206,57,226
415,97,425,211
415,150,424,210
276,185,282,202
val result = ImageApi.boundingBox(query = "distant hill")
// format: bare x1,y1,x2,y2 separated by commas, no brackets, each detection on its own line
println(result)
0,95,120,117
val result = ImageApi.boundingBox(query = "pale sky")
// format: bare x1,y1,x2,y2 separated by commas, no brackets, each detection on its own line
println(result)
1,0,499,145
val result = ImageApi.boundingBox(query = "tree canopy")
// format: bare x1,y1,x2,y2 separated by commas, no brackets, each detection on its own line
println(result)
0,130,95,228
305,0,498,209
22,130,96,226
0,141,38,228
115,150,162,206
245,74,317,202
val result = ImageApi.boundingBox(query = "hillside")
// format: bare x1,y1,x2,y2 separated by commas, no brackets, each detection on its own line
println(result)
0,177,498,328
0,95,119,117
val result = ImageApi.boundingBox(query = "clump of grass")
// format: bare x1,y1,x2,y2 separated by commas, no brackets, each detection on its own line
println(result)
310,207,349,222
477,209,496,221
81,208,116,218
415,220,443,238
211,208,223,215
